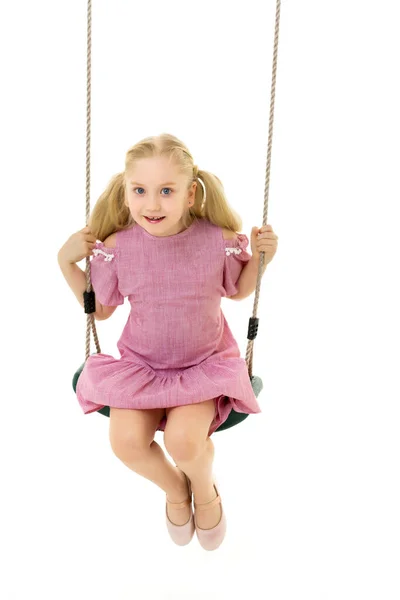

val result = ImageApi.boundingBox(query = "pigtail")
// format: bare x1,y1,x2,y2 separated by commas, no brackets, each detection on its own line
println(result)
189,169,242,233
89,172,134,241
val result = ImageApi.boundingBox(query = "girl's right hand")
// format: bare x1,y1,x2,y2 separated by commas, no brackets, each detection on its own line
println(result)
58,226,97,265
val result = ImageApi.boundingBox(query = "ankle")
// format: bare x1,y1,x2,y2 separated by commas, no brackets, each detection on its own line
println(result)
192,482,216,504
166,468,189,502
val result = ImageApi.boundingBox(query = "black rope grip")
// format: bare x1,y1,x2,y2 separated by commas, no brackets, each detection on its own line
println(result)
247,317,259,341
83,290,96,314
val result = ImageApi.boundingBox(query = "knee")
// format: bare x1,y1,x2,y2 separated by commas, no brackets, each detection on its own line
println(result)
109,431,150,463
164,432,205,463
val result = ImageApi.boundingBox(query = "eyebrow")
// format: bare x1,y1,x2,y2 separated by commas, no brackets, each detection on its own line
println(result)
130,181,177,186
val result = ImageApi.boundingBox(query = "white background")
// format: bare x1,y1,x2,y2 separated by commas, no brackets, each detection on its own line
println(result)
1,1,399,598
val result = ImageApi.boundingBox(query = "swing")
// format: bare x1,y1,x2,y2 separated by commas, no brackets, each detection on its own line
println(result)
72,0,282,432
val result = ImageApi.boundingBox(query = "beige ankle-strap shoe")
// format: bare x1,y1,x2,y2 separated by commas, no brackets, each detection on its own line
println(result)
165,473,195,546
194,479,227,551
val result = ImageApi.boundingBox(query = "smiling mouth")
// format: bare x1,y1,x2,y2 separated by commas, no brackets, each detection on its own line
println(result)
144,216,166,222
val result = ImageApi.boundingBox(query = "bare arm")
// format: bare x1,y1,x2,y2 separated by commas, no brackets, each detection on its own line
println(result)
57,231,117,320
58,260,115,320
231,256,267,300
222,227,267,301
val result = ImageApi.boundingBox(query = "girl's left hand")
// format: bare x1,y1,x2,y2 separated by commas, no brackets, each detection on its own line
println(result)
251,224,279,265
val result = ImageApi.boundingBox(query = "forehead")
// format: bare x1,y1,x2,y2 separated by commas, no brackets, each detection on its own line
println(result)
128,157,181,183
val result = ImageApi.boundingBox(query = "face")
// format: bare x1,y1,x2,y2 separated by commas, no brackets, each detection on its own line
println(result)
124,156,197,237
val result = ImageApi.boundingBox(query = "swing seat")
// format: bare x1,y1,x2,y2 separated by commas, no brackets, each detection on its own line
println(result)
72,361,263,431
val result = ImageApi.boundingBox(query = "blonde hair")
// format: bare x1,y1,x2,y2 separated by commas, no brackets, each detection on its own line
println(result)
89,133,243,241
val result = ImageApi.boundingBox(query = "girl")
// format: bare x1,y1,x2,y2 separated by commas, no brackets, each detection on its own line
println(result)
58,133,278,551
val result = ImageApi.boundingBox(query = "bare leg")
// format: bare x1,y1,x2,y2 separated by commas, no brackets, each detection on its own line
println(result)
174,437,222,530
119,441,191,526
110,408,194,527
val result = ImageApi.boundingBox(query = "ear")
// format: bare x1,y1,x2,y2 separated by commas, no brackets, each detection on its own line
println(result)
188,181,196,201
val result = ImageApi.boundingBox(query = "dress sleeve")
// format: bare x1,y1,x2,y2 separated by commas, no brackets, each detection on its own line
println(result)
89,242,124,306
222,233,252,297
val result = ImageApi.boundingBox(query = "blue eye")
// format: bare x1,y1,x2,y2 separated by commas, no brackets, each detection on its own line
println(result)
133,187,172,195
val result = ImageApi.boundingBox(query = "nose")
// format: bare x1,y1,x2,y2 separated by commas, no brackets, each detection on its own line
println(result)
146,195,162,210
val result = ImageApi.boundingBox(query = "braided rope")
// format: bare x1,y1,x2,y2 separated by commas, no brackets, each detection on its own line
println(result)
245,0,281,378
85,0,101,361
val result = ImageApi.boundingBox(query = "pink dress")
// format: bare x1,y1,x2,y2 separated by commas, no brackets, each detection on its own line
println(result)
76,217,262,435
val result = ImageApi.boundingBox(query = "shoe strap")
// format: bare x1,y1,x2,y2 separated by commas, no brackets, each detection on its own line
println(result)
166,496,191,510
194,494,221,512
166,470,192,510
